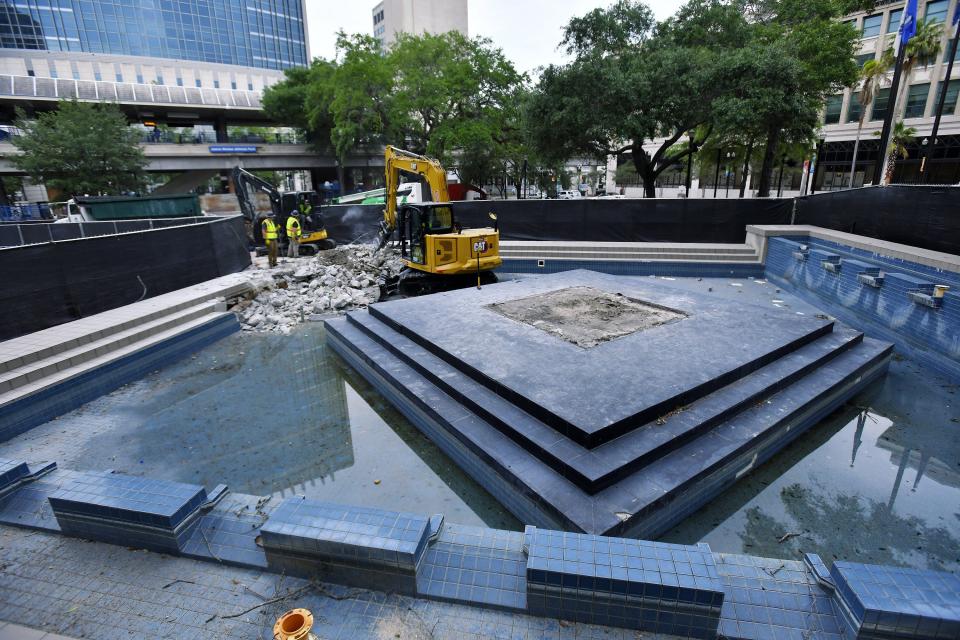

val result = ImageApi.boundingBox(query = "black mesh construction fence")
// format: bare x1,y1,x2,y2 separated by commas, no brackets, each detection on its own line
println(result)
794,186,960,255
0,215,250,341
321,198,795,245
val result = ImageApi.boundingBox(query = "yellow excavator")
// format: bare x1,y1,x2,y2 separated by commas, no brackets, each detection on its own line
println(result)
378,146,500,295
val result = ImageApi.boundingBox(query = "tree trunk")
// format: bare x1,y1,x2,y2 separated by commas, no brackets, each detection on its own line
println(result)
848,117,864,188
756,126,780,197
739,142,753,198
631,143,658,198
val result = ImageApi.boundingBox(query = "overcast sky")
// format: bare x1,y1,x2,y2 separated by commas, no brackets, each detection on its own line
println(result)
306,1,678,74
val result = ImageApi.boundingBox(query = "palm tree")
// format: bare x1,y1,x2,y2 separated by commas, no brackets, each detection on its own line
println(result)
875,121,918,184
880,19,943,184
848,51,893,187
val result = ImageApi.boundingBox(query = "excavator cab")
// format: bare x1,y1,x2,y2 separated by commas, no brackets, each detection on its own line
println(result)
380,146,501,290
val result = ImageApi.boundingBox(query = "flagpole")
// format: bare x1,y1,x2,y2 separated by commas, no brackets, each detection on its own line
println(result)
919,15,960,184
874,0,917,186
872,43,907,186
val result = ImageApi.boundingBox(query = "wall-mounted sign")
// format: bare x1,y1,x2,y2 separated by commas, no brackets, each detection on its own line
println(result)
209,145,257,154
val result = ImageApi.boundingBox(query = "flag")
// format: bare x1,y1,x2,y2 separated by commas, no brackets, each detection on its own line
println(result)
953,3,960,38
895,0,918,51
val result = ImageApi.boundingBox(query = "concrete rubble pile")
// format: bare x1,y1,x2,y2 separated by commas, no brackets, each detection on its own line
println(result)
230,243,405,334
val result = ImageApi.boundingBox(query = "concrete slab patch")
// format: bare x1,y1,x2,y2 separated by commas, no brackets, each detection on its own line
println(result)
487,286,686,348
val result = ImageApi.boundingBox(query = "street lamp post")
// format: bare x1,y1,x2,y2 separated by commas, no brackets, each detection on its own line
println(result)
713,148,722,198
724,151,735,198
920,14,960,184
685,130,696,197
776,154,787,197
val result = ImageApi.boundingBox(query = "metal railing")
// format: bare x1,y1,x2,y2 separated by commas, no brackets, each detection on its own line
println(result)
0,75,262,109
138,131,305,144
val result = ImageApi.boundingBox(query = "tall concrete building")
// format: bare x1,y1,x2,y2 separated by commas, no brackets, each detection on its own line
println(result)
0,0,309,127
371,0,468,50
816,0,960,188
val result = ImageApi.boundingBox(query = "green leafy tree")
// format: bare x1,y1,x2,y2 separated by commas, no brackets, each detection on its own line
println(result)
877,19,942,184
12,100,147,198
742,0,860,196
848,51,893,187
875,121,917,184
527,0,750,198
389,31,524,162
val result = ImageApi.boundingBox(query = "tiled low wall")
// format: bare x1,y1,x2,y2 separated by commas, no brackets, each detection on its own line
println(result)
502,258,764,278
762,234,959,382
2,462,959,640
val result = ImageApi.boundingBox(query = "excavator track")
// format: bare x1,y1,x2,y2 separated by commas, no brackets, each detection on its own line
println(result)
379,267,498,300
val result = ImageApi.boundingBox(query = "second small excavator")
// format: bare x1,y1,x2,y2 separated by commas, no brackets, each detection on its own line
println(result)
378,146,500,295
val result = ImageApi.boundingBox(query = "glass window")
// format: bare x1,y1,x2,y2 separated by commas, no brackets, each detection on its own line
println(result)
116,73,123,82
136,74,144,83
176,77,183,86
925,0,949,22
887,9,903,33
945,40,960,62
195,78,201,87
427,206,453,232
824,94,844,124
862,14,883,37
848,92,863,122
871,87,891,121
856,53,875,67
231,80,237,90
213,79,219,88
905,83,930,117
935,81,959,114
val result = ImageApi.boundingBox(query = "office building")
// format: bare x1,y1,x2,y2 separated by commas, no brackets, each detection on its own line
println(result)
372,0,468,50
816,0,960,187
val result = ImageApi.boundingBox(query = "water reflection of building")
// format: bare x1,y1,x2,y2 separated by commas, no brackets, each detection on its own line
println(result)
268,340,353,497
854,409,960,512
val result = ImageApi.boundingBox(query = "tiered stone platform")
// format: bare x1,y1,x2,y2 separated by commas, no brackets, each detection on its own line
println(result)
325,270,892,537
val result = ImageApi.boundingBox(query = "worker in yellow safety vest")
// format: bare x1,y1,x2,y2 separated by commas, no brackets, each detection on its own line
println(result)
261,213,279,268
286,211,302,258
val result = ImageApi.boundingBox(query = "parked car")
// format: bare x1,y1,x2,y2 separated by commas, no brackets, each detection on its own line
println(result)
557,190,583,199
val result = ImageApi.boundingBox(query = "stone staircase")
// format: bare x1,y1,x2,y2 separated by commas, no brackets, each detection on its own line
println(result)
0,273,251,442
325,271,891,538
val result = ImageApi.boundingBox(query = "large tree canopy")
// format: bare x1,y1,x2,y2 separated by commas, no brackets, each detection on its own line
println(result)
528,0,860,197
12,100,147,198
262,30,526,186
528,0,750,197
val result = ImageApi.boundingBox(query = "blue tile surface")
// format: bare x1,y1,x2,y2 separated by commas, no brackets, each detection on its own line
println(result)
502,258,765,279
830,561,960,640
765,236,959,382
48,472,207,529
0,459,29,492
261,497,431,572
525,526,723,636
416,523,527,611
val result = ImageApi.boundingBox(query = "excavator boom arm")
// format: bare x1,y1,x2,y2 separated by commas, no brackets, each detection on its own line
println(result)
383,145,449,233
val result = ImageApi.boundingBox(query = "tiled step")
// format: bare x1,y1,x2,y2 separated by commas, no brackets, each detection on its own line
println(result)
0,311,236,410
500,251,760,263
501,242,758,254
346,310,862,493
326,315,890,536
368,303,835,448
0,301,223,395
0,272,250,374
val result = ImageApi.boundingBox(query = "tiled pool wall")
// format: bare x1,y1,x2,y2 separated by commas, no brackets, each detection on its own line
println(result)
764,236,960,383
501,258,764,278
1,460,958,640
